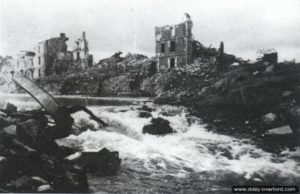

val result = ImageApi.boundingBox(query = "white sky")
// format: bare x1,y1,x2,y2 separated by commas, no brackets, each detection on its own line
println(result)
0,0,300,62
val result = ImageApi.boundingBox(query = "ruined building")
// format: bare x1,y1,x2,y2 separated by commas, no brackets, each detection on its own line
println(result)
34,32,93,78
1,51,37,80
73,32,93,69
15,51,36,78
1,32,93,80
35,33,72,77
155,13,194,70
257,49,278,63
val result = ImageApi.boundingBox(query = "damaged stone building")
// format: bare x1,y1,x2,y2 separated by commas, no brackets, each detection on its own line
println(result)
2,51,37,80
73,32,93,69
35,32,93,78
14,51,36,78
155,13,194,70
35,33,71,77
257,49,278,64
1,32,93,80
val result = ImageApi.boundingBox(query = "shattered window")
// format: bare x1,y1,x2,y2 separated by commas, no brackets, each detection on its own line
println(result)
169,57,175,68
170,41,176,52
161,43,165,53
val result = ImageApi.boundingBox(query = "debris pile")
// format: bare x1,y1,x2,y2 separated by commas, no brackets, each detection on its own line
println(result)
0,103,121,193
97,52,148,72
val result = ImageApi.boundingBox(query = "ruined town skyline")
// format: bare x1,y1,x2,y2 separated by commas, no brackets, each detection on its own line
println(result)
1,0,300,62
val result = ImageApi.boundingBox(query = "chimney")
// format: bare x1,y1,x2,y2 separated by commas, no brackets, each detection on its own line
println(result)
82,31,86,40
60,33,66,38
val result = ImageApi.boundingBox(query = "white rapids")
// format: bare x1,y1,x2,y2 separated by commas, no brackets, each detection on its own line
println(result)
58,104,300,189
3,96,300,192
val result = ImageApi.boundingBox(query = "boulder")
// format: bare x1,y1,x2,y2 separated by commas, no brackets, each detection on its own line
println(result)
138,111,152,118
4,102,17,113
66,148,121,176
142,117,174,135
0,116,20,129
37,184,53,193
17,119,44,147
266,125,293,135
262,113,277,125
139,105,154,112
0,125,18,147
3,125,17,136
0,116,10,129
16,119,49,150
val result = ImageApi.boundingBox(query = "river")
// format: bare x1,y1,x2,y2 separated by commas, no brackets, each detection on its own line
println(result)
2,94,300,193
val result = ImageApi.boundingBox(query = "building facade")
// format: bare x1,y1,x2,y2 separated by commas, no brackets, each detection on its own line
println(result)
15,51,36,78
73,31,93,69
155,13,194,70
35,33,72,77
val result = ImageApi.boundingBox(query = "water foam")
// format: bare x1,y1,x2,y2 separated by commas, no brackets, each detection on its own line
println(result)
61,105,300,182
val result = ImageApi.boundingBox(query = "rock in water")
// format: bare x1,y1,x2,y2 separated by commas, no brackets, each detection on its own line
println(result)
138,111,152,118
142,117,174,135
66,148,121,176
4,102,17,113
139,105,154,112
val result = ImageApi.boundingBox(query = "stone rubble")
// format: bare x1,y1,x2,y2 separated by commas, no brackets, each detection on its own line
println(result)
0,104,121,193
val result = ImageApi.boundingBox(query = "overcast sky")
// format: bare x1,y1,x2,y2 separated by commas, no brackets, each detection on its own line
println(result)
0,0,299,62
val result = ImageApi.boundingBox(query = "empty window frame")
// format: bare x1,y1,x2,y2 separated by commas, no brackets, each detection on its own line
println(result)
170,41,176,52
160,43,166,53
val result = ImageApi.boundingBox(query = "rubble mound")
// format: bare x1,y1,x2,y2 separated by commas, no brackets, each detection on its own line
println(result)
0,107,121,193
153,58,300,150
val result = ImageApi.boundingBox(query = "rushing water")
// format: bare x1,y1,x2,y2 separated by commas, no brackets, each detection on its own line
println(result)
2,95,300,193
57,104,300,193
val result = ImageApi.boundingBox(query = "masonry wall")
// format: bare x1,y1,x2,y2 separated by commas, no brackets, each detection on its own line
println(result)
155,19,193,70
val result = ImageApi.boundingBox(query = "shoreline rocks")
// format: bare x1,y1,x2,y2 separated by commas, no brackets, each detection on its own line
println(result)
0,106,121,192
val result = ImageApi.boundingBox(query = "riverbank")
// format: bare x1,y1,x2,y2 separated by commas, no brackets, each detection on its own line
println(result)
0,102,122,192
153,61,300,152
1,52,300,152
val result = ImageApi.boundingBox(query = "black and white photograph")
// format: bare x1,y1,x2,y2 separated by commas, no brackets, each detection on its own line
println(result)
0,0,300,193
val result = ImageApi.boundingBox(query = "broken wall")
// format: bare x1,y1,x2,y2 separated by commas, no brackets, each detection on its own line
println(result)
155,16,193,70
